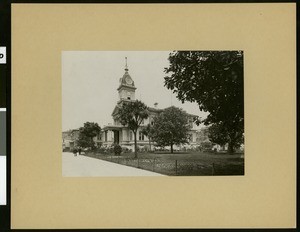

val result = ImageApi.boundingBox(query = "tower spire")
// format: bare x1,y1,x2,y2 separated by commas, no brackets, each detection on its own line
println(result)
125,57,128,71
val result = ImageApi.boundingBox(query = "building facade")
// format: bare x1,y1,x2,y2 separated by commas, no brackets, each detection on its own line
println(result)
62,129,80,151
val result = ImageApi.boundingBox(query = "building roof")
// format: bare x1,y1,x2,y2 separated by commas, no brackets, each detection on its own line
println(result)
102,125,124,131
148,107,163,113
111,103,198,118
117,64,136,90
62,128,79,134
150,106,198,118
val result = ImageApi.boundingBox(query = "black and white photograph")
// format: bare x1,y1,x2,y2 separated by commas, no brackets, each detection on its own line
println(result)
62,51,244,176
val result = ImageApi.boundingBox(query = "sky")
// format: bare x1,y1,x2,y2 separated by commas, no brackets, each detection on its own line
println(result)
62,51,208,131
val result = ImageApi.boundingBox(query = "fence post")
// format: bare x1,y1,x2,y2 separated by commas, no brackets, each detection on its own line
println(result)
212,163,215,175
153,158,155,172
175,160,178,175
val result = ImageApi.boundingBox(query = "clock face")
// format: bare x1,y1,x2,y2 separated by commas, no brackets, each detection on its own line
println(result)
125,76,132,85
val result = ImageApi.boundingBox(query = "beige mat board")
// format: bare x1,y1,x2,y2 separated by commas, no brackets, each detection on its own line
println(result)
11,3,296,229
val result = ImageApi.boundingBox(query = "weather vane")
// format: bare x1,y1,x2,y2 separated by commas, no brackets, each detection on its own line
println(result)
125,57,128,71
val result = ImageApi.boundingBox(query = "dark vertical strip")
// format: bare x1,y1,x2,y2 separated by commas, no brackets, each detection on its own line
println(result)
0,66,6,108
0,112,6,156
296,1,299,230
0,0,10,230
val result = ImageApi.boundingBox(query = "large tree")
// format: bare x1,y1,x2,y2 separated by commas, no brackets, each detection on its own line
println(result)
77,122,101,150
115,100,149,158
164,51,244,153
151,106,190,153
208,122,244,153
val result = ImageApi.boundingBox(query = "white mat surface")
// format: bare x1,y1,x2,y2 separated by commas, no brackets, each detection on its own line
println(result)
0,156,6,205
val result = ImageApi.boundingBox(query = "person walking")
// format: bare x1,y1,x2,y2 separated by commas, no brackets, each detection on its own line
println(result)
73,148,77,156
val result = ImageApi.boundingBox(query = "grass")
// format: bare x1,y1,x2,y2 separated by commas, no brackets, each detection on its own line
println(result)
84,151,244,176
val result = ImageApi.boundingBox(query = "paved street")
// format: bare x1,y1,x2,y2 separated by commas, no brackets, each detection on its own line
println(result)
62,152,164,177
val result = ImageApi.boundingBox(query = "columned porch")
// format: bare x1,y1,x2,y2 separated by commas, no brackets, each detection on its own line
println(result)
102,125,123,146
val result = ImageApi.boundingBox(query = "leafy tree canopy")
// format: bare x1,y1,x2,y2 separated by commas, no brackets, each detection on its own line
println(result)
207,123,228,147
164,51,244,153
151,106,191,153
77,133,94,149
164,51,243,126
115,100,149,158
208,122,244,153
116,100,149,133
77,122,101,149
80,122,101,139
141,124,154,139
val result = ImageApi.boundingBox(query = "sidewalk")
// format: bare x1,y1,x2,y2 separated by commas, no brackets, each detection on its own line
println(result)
62,152,164,177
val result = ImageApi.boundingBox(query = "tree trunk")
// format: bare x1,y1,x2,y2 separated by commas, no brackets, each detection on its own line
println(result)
149,137,151,151
90,137,93,150
134,131,138,158
170,133,174,154
227,133,237,154
227,141,234,154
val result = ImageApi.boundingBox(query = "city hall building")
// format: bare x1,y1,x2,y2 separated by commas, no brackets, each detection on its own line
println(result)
100,63,198,151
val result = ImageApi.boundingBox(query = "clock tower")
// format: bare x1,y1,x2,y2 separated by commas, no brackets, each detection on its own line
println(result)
117,57,136,103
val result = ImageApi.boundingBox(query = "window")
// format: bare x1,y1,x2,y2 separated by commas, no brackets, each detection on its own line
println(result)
127,92,131,100
129,131,133,141
189,134,194,142
139,132,144,141
188,119,193,128
105,131,108,142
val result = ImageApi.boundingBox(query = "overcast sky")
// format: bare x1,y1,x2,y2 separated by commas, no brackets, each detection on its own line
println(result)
62,51,208,131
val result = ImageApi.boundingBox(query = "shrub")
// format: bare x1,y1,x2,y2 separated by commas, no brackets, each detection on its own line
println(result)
108,145,114,154
122,147,132,153
143,145,150,152
113,144,122,156
97,147,107,154
195,145,202,152
200,140,213,150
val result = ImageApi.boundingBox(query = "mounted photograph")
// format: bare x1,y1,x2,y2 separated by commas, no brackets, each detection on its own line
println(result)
62,51,244,176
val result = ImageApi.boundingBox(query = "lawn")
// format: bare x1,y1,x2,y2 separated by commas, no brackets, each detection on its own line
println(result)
84,151,244,176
